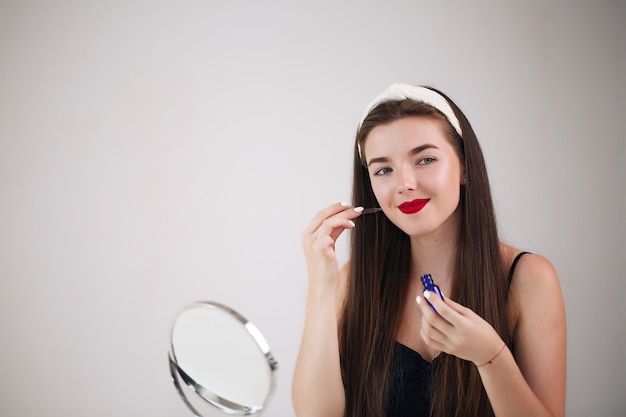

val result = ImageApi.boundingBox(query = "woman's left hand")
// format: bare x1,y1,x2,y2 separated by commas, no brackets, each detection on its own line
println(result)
416,291,504,366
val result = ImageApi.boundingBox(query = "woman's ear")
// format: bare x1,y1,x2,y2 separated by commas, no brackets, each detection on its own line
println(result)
460,168,467,186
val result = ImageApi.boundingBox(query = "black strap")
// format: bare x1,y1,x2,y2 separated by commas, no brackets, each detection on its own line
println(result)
508,251,531,288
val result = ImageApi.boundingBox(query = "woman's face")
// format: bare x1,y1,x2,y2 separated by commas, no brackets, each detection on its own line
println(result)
363,116,463,239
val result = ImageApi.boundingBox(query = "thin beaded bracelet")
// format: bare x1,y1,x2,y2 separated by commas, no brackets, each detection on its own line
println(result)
477,343,506,367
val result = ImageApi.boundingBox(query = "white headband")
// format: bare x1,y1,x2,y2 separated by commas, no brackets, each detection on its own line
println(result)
358,83,463,137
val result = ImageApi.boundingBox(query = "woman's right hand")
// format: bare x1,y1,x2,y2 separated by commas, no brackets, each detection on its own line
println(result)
300,202,363,292
294,202,361,417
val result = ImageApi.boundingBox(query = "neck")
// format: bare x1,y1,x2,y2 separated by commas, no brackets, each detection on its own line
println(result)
409,214,459,292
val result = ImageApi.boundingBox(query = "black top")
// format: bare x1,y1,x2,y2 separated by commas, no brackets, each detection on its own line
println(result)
387,342,435,417
386,252,530,417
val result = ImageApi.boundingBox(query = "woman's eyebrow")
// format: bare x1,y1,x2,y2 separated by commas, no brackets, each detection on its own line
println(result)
367,143,438,167
367,156,390,166
409,143,438,156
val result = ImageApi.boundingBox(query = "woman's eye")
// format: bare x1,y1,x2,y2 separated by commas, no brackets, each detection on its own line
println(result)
417,157,436,165
374,167,392,176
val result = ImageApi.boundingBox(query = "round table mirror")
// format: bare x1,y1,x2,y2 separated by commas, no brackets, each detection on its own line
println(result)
168,301,278,416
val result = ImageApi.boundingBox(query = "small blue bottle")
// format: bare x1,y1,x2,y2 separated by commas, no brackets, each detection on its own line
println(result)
421,273,445,314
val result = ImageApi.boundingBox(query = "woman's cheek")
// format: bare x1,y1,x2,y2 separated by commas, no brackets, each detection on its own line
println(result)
371,182,392,205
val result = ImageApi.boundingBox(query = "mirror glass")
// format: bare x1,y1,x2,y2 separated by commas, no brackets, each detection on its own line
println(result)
168,301,278,416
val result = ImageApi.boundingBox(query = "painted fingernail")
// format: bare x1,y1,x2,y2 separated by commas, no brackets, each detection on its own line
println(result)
348,220,355,227
353,206,364,212
340,201,350,207
416,296,421,304
423,290,431,300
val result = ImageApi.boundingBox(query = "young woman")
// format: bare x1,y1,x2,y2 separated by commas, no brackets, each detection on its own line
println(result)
292,84,566,417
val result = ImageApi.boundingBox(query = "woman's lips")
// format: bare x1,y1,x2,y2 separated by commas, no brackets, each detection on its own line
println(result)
398,199,430,214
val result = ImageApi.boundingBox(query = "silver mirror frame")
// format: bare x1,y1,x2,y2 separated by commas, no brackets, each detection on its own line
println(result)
168,301,278,416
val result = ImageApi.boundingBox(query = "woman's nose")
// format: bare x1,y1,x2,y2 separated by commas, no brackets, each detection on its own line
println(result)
397,164,417,193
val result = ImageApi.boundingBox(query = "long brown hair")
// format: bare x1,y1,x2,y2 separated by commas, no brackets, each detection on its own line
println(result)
338,88,510,417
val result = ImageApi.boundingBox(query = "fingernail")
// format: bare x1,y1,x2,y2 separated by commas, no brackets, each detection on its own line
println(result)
416,296,421,304
340,201,350,207
348,220,355,227
423,290,431,300
353,206,364,212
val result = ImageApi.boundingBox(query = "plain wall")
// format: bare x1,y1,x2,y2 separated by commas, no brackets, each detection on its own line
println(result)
1,1,624,416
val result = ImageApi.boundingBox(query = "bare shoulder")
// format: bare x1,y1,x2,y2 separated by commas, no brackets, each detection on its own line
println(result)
503,244,565,331
506,248,562,305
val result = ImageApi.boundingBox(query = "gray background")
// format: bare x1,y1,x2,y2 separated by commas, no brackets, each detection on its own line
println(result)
1,1,624,416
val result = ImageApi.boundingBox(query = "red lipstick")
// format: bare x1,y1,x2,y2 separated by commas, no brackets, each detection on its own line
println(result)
398,199,429,214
